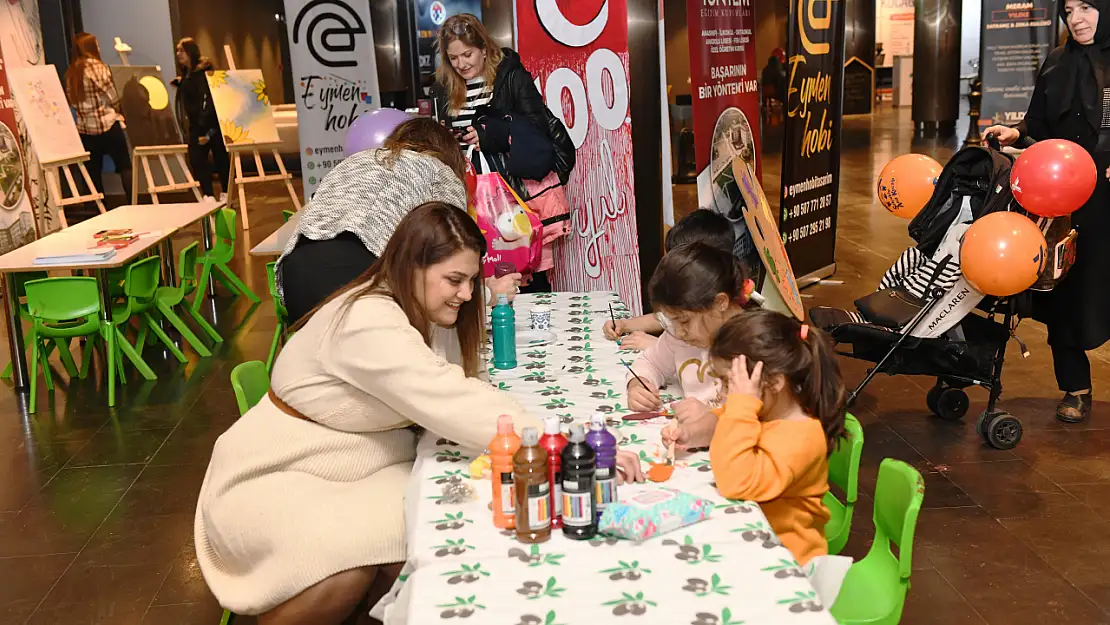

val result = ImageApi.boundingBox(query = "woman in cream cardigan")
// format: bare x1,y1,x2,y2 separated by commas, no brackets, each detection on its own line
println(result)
195,203,539,624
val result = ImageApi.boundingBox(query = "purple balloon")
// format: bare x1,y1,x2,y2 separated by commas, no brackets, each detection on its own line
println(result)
344,108,413,156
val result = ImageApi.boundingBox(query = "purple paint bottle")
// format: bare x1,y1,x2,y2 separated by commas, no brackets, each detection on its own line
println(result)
587,413,618,521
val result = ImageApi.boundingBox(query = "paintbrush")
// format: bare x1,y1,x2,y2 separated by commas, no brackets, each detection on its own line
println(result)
608,303,622,342
620,359,661,404
666,440,675,466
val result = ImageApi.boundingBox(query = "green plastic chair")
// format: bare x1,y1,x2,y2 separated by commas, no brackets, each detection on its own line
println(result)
191,208,260,314
830,458,925,625
23,277,104,412
231,360,269,416
154,241,224,356
824,413,865,555
219,610,235,625
1,271,78,380
114,256,188,380
264,262,288,375
281,209,295,223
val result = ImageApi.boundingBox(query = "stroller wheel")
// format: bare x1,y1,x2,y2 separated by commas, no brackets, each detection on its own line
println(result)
976,410,993,439
926,384,944,414
933,388,969,421
985,412,1023,450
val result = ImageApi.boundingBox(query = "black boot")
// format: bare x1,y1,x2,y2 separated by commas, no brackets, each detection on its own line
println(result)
1056,391,1092,424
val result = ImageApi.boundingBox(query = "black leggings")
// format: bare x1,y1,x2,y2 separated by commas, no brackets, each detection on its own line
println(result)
279,233,378,325
188,135,230,197
1051,344,1092,393
80,121,132,202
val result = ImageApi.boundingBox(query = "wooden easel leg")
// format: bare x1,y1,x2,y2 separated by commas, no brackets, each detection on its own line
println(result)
130,153,140,205
176,152,204,202
234,152,248,229
272,149,302,210
44,168,67,230
76,163,106,214
141,156,158,205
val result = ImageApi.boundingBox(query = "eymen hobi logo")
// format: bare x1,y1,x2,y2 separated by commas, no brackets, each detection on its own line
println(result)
292,0,367,68
430,1,447,25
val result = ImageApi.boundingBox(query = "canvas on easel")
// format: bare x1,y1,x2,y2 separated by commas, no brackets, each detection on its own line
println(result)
205,66,299,228
8,64,104,228
109,64,201,204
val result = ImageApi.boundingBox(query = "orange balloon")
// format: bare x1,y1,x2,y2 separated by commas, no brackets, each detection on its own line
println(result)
877,154,943,219
961,212,1047,297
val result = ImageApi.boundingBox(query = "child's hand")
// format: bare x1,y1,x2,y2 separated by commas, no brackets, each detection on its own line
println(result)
615,449,645,484
672,398,711,425
603,319,628,341
627,378,662,411
661,412,718,450
728,356,763,398
619,331,657,351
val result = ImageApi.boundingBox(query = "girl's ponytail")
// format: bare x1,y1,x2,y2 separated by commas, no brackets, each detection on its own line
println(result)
800,324,848,450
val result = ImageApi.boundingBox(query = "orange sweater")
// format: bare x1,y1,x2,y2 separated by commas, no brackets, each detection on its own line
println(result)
709,394,830,565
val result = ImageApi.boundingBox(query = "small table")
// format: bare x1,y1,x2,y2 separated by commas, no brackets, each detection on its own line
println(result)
377,292,836,625
249,212,299,257
0,202,224,391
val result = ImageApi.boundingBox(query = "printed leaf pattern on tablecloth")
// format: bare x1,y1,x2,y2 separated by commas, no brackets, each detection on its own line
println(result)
777,590,824,613
508,544,564,567
514,610,566,625
662,536,722,564
601,591,659,616
600,559,653,581
437,595,486,619
443,563,491,585
431,512,473,531
762,559,808,580
682,573,733,597
516,576,566,600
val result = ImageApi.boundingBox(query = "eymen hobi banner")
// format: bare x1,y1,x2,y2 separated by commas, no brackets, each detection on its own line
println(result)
780,0,846,281
977,0,1058,129
284,0,381,200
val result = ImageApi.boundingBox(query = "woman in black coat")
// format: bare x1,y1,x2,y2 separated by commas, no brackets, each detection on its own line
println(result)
171,37,230,199
430,13,575,293
987,0,1110,422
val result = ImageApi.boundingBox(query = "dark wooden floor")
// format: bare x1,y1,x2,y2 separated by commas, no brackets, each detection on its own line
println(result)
2,106,1109,624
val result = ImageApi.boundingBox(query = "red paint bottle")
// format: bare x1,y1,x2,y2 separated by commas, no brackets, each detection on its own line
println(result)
539,415,568,529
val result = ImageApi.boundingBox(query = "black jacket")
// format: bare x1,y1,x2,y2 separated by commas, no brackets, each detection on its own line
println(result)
432,48,575,199
172,59,220,141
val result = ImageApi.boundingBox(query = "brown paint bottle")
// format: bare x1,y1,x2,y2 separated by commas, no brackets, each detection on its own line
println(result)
513,427,551,543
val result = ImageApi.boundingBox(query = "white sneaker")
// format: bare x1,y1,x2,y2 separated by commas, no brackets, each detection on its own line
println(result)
202,195,217,204
218,192,227,203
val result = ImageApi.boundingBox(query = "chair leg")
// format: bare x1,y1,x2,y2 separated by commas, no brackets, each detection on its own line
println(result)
266,325,282,376
215,263,260,303
143,313,187,363
80,334,97,379
105,328,116,407
156,301,211,357
2,327,32,380
212,269,238,295
115,327,157,381
135,320,149,355
38,342,54,392
192,262,215,314
54,338,79,378
186,304,223,343
220,610,235,625
28,336,39,413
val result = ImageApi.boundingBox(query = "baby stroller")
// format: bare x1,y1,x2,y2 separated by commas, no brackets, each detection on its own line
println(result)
810,141,1076,450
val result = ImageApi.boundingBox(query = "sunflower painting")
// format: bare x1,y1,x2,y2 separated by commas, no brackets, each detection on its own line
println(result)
205,69,279,146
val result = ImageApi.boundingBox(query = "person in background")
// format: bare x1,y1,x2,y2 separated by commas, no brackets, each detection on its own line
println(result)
277,118,519,325
984,0,1109,423
431,13,575,293
172,37,229,201
604,210,738,351
64,32,132,204
761,55,787,105
664,310,846,565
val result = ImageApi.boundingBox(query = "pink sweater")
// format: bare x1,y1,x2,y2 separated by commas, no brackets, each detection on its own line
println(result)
627,332,723,406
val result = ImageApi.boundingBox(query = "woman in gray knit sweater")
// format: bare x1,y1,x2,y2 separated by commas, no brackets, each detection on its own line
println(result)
277,118,519,323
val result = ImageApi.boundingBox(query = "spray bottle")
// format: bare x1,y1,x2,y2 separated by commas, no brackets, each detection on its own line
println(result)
489,415,521,529
513,427,551,543
561,423,598,540
587,413,618,521
539,415,568,529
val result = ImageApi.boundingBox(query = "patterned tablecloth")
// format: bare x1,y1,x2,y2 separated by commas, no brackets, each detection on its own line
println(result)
375,292,835,625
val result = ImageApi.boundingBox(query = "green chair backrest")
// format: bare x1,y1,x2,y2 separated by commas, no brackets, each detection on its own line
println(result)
120,256,162,316
873,458,925,579
24,277,100,322
282,209,295,223
231,360,269,416
829,413,864,502
177,241,201,297
265,262,287,320
211,208,238,264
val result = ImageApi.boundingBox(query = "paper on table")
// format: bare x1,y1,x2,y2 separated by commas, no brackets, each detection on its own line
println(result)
33,248,117,265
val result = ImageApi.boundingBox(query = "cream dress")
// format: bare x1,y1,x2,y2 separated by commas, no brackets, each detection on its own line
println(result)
194,290,536,614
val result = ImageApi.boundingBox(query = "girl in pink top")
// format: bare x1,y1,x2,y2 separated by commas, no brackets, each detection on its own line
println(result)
627,243,753,427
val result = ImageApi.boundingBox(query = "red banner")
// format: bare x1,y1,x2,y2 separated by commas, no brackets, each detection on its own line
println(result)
515,0,643,313
0,48,33,252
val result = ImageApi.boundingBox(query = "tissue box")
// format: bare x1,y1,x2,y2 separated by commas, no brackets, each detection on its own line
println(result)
598,487,713,541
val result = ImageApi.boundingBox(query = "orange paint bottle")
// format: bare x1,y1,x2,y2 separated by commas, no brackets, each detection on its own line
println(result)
489,415,522,529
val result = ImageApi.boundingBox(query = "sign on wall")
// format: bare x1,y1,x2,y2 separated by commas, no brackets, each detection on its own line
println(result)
875,0,914,67
978,0,1058,129
515,0,643,313
686,0,765,289
780,0,846,282
414,0,481,96
283,0,380,200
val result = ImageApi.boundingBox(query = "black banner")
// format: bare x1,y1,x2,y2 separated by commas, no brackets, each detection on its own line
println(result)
780,0,847,280
978,0,1059,128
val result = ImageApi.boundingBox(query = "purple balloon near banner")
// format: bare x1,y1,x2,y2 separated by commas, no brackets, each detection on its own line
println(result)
344,108,412,156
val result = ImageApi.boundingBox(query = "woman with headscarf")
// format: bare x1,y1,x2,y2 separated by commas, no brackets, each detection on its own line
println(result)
986,0,1110,423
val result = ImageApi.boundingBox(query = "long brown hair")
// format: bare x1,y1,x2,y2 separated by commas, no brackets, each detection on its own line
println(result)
379,117,467,181
649,242,750,312
435,13,503,112
175,37,203,77
65,32,103,105
298,202,487,377
710,309,847,452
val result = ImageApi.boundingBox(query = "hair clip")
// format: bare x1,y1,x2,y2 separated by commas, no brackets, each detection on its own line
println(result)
800,324,810,340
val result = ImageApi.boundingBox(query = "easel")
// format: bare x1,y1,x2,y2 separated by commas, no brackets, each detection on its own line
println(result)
41,152,106,229
112,39,204,205
222,46,301,229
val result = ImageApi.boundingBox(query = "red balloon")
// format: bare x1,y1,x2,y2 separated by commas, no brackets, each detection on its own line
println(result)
1010,139,1097,218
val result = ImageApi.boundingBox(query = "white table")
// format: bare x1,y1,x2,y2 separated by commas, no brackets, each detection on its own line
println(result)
249,211,299,257
0,202,224,391
376,292,835,625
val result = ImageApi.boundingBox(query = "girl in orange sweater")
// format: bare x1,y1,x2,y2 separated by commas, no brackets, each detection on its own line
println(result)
663,309,846,564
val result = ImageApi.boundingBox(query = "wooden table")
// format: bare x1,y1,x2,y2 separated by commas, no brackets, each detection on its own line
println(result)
0,202,224,391
249,211,299,257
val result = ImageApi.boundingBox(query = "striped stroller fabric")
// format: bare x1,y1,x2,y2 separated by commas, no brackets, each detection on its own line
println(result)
878,247,961,300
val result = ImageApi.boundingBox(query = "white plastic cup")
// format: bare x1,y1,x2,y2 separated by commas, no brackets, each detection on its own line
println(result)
530,306,551,330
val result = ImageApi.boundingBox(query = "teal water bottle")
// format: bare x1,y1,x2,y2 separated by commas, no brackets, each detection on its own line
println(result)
492,294,517,370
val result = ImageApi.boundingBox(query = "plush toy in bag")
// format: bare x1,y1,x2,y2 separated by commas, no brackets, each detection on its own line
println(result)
467,149,543,278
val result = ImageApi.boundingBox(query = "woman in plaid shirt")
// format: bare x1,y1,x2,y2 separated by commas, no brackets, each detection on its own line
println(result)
64,32,132,204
